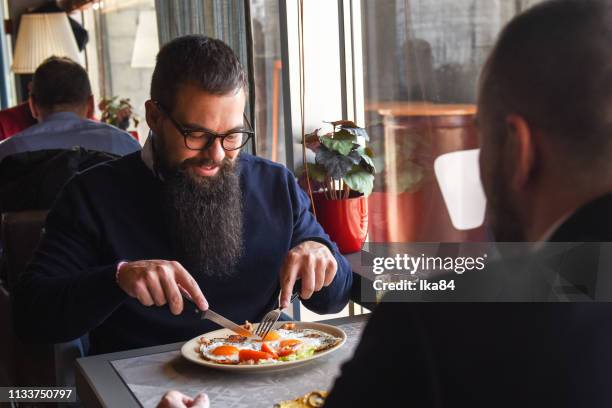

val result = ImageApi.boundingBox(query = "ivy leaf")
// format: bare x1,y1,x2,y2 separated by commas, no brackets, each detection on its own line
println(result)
315,145,354,179
305,162,326,182
361,155,376,173
303,130,321,151
342,126,369,141
328,121,370,141
343,168,375,196
321,134,355,156
347,150,362,165
330,120,359,128
331,129,358,141
355,146,376,173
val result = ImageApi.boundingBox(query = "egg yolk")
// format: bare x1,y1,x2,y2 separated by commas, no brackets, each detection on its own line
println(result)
263,330,281,341
212,345,239,356
279,339,302,348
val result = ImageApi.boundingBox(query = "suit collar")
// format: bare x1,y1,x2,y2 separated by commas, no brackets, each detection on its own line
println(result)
550,193,612,242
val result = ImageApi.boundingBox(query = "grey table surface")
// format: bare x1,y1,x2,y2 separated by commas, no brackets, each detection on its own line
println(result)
76,314,369,408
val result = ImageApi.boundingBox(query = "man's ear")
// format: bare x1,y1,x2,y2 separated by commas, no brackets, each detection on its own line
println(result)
145,100,162,134
28,95,40,121
505,114,535,191
86,95,95,119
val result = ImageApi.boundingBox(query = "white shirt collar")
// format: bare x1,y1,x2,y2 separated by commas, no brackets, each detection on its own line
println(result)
532,212,573,251
141,132,156,175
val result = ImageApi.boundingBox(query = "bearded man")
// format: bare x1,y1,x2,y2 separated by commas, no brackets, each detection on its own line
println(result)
12,36,352,354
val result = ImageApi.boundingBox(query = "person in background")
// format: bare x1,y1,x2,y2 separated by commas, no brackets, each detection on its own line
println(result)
157,391,209,408
12,36,352,355
323,0,612,406
0,56,140,162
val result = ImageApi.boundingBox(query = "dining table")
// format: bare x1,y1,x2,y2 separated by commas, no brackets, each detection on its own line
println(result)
75,313,369,408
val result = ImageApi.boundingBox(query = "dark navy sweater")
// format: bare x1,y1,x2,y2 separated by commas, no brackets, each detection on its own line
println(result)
12,152,352,354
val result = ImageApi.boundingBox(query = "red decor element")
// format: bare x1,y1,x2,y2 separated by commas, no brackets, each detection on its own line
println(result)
0,102,37,141
312,192,368,254
128,131,139,141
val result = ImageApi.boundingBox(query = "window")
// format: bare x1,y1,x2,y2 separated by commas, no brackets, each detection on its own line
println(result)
250,0,287,165
360,0,545,243
82,0,158,142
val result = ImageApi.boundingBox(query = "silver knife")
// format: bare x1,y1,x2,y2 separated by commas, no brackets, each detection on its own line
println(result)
201,308,260,339
180,291,260,339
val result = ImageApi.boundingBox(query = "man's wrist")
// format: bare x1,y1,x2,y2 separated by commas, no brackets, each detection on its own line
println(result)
294,237,336,254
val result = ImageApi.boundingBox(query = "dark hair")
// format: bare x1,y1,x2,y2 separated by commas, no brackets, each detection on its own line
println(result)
31,56,91,110
481,0,612,160
150,35,247,111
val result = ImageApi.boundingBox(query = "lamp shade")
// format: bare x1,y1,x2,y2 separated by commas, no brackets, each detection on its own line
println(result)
11,13,80,74
130,10,159,68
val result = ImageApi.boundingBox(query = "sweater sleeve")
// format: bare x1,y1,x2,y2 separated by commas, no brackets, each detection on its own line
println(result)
12,178,128,343
287,173,353,314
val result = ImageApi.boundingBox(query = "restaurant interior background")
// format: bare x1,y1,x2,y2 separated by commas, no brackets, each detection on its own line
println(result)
0,0,543,321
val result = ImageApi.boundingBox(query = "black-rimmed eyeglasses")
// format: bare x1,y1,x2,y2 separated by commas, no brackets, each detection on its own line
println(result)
154,101,254,151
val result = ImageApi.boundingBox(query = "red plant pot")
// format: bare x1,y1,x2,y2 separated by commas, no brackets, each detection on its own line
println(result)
312,192,368,254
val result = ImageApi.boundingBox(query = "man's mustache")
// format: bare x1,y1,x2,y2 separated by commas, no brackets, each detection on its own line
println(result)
179,157,230,170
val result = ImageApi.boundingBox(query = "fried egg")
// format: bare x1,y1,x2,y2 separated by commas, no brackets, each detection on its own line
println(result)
263,329,340,352
199,328,341,365
200,338,258,363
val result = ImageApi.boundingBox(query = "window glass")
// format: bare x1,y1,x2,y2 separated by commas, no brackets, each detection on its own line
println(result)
360,0,544,242
86,0,158,142
250,0,286,165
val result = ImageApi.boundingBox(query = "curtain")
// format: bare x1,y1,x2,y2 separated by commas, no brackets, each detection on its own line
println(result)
154,0,256,154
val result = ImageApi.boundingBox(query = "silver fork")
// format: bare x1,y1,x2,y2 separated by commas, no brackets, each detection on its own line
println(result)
256,292,299,340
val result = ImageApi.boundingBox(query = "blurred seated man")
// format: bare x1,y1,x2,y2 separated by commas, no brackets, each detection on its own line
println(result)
324,0,612,407
12,36,351,354
0,56,140,163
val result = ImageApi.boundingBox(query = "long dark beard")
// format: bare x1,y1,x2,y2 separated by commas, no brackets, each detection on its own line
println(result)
157,147,244,278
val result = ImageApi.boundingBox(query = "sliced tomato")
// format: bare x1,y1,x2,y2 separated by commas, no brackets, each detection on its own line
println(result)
277,346,295,357
261,342,278,358
238,349,274,362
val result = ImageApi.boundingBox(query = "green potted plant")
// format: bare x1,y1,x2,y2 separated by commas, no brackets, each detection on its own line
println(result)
99,96,140,140
301,120,376,253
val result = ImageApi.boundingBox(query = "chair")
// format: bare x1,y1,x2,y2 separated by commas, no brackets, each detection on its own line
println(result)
0,102,36,141
433,148,487,231
0,210,86,387
1,210,48,289
0,148,120,214
0,283,16,386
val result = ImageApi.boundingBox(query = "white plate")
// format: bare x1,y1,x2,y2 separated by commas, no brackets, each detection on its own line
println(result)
180,321,347,372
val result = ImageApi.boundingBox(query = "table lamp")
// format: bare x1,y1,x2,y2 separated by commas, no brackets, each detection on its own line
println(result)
11,13,81,74
130,10,158,68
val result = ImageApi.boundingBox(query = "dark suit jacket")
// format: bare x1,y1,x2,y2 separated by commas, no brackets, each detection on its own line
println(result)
325,194,612,407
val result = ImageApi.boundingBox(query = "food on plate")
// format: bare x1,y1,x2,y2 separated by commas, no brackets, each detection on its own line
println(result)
198,325,341,365
274,391,328,408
